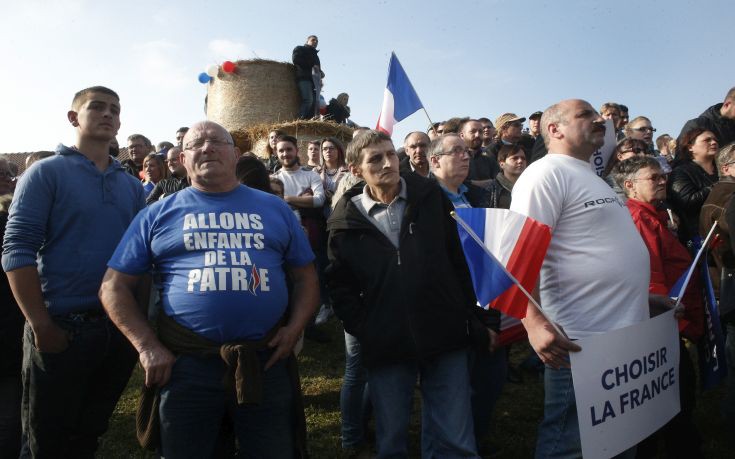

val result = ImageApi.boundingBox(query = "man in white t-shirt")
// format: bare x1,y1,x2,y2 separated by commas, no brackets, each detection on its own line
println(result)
510,99,667,458
272,135,325,211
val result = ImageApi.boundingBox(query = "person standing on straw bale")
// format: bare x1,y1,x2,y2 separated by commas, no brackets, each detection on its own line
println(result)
292,35,324,119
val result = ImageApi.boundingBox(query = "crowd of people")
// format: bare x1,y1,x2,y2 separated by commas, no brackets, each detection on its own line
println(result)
0,79,734,459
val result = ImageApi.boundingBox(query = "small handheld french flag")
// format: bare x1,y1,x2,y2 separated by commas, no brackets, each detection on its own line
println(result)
376,52,423,136
454,208,551,319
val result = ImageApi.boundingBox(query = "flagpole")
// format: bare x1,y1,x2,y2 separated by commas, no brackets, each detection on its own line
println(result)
450,211,565,338
673,221,718,309
421,107,438,137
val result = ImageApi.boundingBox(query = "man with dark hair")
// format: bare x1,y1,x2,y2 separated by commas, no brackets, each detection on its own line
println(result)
460,118,499,187
124,133,152,178
2,86,145,457
679,86,735,146
327,130,487,458
487,143,527,209
618,104,630,130
272,136,325,213
399,131,431,178
99,120,318,457
145,146,189,204
478,117,496,149
292,35,323,119
175,127,189,147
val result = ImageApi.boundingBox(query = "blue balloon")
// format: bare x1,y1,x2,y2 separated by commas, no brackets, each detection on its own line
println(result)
198,72,211,84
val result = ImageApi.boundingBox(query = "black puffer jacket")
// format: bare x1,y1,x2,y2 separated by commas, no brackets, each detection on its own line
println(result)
667,160,718,243
679,103,735,147
291,45,320,81
326,173,490,368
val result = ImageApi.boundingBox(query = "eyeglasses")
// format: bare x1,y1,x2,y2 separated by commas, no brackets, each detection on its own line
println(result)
633,173,667,183
165,158,179,164
184,138,234,151
436,145,470,157
620,147,645,154
0,171,14,179
632,127,656,133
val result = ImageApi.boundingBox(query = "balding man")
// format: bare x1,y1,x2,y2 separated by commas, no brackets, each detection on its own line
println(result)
510,99,660,458
99,121,319,457
145,146,189,204
460,119,499,188
399,131,431,178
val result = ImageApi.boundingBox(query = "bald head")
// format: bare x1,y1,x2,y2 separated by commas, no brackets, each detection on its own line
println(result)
541,99,606,160
181,121,238,192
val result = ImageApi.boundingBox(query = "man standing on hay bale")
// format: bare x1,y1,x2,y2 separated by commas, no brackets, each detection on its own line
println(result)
292,35,324,119
99,121,318,457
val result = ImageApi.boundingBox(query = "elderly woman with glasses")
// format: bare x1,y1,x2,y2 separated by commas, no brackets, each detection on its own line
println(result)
667,127,719,243
613,155,704,457
602,137,650,199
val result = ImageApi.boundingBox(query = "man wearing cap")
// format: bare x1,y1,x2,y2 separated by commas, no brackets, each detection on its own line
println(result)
486,113,527,164
527,111,543,139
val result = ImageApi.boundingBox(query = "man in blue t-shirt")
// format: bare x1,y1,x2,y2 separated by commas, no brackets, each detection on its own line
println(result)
99,121,319,457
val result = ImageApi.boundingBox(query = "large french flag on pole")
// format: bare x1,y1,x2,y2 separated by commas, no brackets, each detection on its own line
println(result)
454,208,551,319
376,52,424,136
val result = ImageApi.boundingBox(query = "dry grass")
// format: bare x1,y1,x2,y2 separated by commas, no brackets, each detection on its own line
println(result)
98,320,731,458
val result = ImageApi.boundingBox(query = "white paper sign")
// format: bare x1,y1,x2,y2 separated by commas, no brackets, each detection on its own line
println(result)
570,310,680,459
589,118,617,176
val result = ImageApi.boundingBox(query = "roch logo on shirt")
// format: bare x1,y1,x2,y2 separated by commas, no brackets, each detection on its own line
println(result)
583,196,625,209
183,212,270,294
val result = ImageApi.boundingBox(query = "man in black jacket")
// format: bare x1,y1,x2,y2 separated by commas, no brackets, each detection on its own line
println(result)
292,35,323,119
327,130,487,458
679,86,735,146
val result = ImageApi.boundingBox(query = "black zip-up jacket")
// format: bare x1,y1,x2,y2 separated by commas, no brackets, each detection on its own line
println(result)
291,45,320,81
667,160,718,243
326,173,491,368
679,103,735,147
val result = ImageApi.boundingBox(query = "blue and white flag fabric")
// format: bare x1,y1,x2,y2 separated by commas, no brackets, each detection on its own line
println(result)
376,52,423,136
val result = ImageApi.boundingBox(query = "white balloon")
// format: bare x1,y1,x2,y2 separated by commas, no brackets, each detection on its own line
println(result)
206,64,219,77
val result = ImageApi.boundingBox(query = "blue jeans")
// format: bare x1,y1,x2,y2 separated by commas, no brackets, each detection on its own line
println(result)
368,348,478,458
536,366,635,459
340,332,370,448
297,80,315,119
470,347,507,447
159,352,293,458
20,317,137,459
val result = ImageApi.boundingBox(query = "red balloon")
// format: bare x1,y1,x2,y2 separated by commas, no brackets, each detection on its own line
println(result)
222,61,236,73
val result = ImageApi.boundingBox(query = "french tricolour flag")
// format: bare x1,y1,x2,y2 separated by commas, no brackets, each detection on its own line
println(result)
376,52,423,136
454,208,551,320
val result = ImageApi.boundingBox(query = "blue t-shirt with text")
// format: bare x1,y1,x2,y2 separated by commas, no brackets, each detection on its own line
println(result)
108,185,314,342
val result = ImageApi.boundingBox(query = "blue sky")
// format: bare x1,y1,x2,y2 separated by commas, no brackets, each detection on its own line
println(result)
1,0,732,153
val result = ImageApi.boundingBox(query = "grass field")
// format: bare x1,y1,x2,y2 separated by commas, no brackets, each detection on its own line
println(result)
97,320,730,458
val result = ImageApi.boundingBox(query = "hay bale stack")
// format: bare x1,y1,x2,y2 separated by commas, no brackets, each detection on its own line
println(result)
231,120,354,164
206,59,300,132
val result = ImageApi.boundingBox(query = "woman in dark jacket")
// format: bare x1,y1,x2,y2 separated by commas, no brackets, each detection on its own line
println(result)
667,127,719,243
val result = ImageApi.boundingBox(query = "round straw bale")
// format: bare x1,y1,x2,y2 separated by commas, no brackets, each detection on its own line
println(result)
246,120,354,164
207,59,300,132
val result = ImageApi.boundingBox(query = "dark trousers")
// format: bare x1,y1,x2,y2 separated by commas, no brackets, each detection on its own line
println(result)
20,317,137,459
